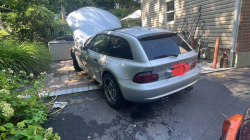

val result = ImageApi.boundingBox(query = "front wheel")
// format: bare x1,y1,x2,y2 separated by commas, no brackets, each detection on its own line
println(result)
73,59,82,71
71,48,82,71
103,73,124,109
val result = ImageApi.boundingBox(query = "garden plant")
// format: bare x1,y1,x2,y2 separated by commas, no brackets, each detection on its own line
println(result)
0,40,51,75
0,69,60,140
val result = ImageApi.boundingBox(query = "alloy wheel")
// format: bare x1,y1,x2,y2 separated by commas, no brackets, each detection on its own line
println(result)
104,78,117,104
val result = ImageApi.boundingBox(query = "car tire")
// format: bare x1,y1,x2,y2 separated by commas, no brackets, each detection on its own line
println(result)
103,73,124,109
71,48,83,71
73,59,82,71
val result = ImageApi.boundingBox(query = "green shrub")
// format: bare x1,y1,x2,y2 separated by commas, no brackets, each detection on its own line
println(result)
0,5,55,42
110,8,131,20
0,70,60,140
0,30,9,39
0,40,51,74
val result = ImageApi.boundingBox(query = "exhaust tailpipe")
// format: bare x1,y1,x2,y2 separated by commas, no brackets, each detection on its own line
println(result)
184,86,193,91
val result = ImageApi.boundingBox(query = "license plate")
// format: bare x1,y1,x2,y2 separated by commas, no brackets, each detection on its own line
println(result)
172,62,190,76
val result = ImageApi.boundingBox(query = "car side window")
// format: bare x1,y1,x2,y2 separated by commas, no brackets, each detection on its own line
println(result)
91,34,110,54
106,35,133,60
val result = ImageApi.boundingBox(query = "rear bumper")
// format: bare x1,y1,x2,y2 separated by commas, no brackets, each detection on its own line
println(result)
118,67,200,103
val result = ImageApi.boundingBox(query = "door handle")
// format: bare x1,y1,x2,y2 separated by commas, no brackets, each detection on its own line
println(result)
93,58,98,63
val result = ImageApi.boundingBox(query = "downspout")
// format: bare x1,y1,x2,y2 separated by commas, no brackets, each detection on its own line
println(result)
230,0,242,67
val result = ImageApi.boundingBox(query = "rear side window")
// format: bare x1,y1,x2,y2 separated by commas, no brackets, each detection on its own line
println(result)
139,34,192,60
106,35,133,60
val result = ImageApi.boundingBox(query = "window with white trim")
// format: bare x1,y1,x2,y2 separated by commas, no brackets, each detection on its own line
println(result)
165,1,175,24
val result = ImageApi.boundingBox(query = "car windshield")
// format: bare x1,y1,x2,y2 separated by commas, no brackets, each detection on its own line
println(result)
84,37,93,46
139,34,192,60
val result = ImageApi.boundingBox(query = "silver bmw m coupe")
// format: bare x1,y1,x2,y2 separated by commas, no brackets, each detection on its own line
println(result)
71,27,200,108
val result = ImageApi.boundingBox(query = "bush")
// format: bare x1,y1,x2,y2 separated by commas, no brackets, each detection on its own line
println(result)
110,8,131,20
0,70,60,140
0,39,51,75
0,5,55,42
0,30,9,39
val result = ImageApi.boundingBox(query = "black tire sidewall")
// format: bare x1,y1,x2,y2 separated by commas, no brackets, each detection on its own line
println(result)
103,73,124,109
73,59,82,71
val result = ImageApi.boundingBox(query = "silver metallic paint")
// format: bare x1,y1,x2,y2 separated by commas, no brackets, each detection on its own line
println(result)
73,27,200,102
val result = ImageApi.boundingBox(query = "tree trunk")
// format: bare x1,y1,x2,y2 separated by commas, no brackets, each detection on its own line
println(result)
61,6,66,20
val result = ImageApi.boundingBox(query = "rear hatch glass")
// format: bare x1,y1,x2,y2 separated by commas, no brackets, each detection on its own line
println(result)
139,33,192,60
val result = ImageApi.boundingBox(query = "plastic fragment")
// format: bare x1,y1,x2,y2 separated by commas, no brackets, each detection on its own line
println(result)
52,102,68,109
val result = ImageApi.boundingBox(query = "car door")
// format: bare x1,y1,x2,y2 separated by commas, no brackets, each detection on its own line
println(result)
87,34,110,83
79,37,95,74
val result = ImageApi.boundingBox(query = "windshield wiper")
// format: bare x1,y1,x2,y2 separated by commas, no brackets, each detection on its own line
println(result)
153,54,178,59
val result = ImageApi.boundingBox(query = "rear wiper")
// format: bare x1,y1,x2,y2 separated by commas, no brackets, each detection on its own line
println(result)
153,54,178,59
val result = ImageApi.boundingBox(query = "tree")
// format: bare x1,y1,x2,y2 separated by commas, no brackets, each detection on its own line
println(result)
45,0,95,20
45,0,95,15
113,0,140,8
109,0,140,20
1,5,55,42
94,0,115,10
1,0,55,42
61,0,95,14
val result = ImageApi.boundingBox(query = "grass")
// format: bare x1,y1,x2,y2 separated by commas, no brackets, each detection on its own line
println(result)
0,39,51,74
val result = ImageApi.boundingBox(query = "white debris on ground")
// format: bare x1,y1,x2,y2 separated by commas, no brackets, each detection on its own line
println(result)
198,59,214,68
197,59,220,70
52,101,68,109
197,59,233,74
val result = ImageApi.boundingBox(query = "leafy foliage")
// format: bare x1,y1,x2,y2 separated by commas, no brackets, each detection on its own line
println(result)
110,7,140,20
113,0,140,8
0,5,55,42
0,39,51,74
45,0,95,14
1,0,141,42
0,30,9,39
61,0,95,14
94,0,115,10
0,70,60,140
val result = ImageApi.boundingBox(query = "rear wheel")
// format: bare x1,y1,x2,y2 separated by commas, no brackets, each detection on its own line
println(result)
103,73,124,109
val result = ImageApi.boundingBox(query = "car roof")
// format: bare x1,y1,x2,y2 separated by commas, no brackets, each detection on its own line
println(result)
112,27,175,39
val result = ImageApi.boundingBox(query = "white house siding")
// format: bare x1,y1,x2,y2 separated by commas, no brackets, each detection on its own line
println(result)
141,0,236,59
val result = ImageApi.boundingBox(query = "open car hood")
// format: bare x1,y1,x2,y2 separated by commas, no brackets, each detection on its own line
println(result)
66,7,122,46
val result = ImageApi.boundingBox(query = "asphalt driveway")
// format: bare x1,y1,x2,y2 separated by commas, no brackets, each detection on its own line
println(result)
44,67,250,140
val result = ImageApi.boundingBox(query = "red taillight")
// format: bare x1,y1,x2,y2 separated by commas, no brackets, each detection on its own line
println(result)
222,114,243,140
191,59,197,69
133,72,158,83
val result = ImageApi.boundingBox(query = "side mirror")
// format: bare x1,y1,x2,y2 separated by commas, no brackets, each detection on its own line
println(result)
82,46,89,51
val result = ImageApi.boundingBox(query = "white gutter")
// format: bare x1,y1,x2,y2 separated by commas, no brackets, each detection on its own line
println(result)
230,0,242,67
